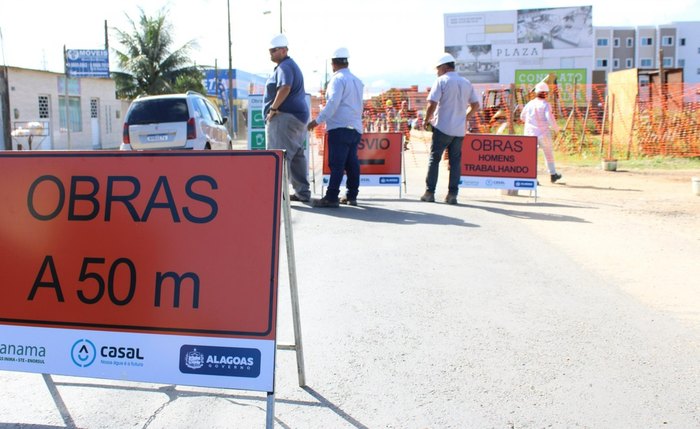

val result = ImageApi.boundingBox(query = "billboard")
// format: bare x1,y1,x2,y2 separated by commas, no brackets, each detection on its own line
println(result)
444,6,593,84
65,49,110,78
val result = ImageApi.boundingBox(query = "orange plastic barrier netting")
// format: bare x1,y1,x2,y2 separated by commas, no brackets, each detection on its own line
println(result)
349,83,700,159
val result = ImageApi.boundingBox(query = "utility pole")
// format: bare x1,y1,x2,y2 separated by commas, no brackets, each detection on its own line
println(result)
63,45,71,150
227,0,234,137
279,0,283,33
0,27,11,150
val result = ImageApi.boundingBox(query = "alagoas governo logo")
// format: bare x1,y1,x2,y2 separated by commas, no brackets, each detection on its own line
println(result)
179,345,260,378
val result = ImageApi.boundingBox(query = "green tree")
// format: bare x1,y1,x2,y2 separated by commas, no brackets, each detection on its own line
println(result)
112,8,205,99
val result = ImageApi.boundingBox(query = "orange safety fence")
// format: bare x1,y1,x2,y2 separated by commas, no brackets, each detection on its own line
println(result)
348,83,700,159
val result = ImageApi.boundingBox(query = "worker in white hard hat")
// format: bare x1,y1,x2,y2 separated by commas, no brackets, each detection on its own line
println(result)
308,47,365,207
520,82,562,183
264,33,312,202
421,53,480,205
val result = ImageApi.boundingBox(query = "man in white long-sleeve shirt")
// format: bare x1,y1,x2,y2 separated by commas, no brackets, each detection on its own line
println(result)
308,47,365,207
520,82,562,183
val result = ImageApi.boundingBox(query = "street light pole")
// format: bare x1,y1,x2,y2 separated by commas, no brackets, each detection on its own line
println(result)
227,0,234,137
279,0,283,33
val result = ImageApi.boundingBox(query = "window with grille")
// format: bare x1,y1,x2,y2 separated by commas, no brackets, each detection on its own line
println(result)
90,98,98,119
38,95,49,119
105,106,113,134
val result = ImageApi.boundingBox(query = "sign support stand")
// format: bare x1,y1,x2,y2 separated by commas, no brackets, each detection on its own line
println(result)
278,159,307,387
401,135,407,198
265,392,275,428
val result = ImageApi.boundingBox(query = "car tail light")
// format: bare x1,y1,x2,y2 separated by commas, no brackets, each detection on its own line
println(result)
122,123,130,144
187,118,196,140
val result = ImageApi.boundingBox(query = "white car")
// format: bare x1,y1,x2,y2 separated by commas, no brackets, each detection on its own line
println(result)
120,91,232,150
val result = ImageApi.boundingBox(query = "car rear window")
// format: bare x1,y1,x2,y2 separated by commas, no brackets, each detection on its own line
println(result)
127,98,189,125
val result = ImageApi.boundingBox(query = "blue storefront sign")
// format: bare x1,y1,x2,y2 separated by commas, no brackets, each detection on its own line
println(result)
65,49,110,78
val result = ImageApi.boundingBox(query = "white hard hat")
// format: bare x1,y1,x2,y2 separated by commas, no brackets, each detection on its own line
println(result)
535,82,550,93
436,53,456,67
270,34,288,49
332,47,350,59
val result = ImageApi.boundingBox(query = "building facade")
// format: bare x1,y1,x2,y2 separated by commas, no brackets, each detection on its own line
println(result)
594,22,700,83
3,66,126,151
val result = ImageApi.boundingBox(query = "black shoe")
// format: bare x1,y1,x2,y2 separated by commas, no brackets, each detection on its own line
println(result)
420,191,435,202
289,194,310,202
312,198,340,208
550,173,562,183
340,197,358,206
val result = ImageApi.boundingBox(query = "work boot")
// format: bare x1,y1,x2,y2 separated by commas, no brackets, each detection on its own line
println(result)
340,196,358,206
550,173,562,183
312,197,340,208
444,194,458,205
420,191,435,202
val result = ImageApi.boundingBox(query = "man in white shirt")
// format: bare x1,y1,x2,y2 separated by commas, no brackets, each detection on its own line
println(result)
308,47,365,207
422,53,480,205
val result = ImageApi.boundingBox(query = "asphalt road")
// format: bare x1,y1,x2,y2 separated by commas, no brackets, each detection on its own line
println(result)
1,136,698,428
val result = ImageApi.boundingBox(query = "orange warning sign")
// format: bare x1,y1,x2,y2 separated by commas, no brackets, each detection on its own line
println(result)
0,151,283,339
461,134,538,179
322,132,402,175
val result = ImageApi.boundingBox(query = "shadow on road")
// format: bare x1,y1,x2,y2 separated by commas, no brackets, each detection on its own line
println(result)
292,201,478,227
465,201,592,223
27,376,369,429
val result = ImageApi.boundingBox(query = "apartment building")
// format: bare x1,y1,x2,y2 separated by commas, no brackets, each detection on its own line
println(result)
594,22,700,84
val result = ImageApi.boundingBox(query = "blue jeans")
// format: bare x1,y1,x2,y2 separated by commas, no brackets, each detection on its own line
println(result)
325,128,361,201
425,127,463,194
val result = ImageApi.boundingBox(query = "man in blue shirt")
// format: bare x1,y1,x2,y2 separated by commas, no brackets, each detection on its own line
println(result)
308,47,364,207
422,53,480,205
264,34,311,202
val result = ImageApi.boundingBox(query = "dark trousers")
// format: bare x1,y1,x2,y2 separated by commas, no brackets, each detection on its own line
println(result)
325,128,361,201
425,127,463,194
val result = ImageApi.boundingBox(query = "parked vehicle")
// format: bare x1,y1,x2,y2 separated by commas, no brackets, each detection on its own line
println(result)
120,91,232,150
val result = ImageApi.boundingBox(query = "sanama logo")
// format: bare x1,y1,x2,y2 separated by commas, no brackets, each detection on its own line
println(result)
71,339,96,368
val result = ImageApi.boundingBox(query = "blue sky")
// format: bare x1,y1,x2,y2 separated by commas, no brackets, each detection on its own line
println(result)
1,0,698,94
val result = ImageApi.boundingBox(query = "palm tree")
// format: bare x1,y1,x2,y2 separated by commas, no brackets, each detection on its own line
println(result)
112,8,205,99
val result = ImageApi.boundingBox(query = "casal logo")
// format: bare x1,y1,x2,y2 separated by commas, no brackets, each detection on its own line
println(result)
71,339,96,368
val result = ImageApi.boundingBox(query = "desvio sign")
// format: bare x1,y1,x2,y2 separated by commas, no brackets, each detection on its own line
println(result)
322,132,402,186
0,151,283,392
460,133,538,190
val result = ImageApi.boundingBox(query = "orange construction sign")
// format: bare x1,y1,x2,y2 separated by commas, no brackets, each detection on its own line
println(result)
0,151,283,340
322,132,403,186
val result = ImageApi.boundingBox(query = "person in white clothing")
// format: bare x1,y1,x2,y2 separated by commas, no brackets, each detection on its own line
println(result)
520,82,562,183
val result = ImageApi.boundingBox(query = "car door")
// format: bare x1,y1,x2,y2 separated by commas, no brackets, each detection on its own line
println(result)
203,98,230,149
